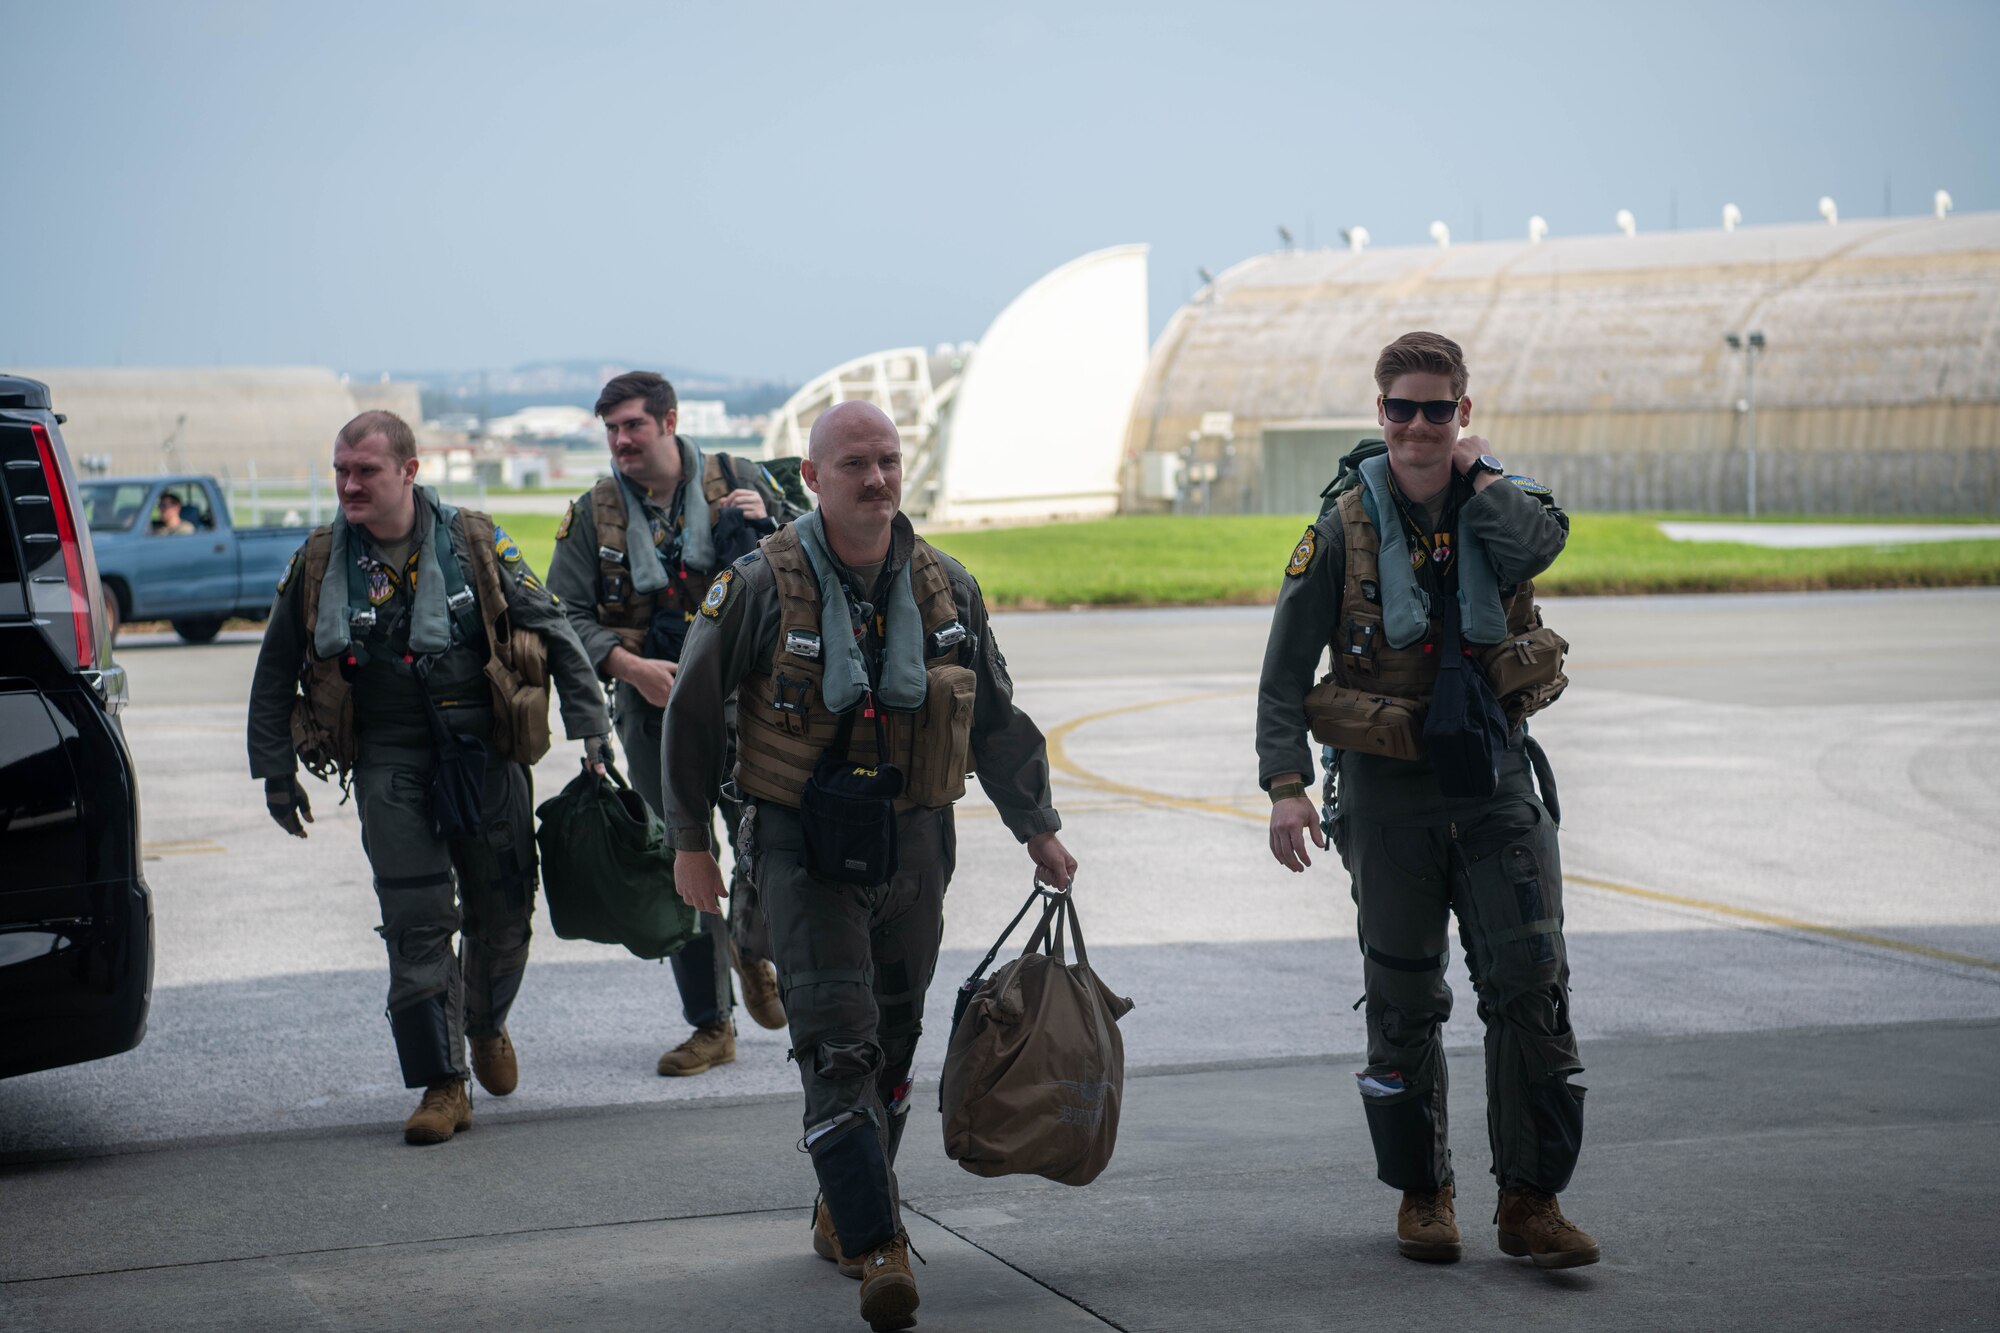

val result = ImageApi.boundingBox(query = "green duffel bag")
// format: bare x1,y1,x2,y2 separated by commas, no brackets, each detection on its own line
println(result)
534,761,703,960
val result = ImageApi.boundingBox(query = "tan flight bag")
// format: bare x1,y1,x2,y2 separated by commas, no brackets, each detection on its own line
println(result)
940,881,1134,1187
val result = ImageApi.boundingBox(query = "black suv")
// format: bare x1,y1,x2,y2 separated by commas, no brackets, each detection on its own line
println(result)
0,374,152,1078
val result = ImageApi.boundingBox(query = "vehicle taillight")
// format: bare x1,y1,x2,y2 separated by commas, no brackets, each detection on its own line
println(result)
30,421,96,669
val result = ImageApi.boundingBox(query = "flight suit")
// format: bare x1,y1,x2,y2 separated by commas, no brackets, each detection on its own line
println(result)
248,500,608,1086
663,512,1060,1259
545,447,795,1030
1255,470,1584,1197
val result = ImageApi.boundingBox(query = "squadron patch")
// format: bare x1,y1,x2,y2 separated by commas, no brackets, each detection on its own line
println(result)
1505,475,1551,496
700,568,736,619
277,550,301,594
555,501,575,540
365,563,396,606
1285,527,1318,578
494,527,524,565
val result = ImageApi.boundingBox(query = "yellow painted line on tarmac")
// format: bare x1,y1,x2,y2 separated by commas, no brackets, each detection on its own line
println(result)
1564,872,2000,974
1043,688,1259,823
144,838,226,856
1044,687,2000,976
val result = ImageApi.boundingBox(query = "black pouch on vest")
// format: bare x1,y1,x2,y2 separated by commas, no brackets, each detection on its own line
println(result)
641,606,691,662
1423,601,1509,799
710,454,775,570
800,703,903,887
413,658,490,839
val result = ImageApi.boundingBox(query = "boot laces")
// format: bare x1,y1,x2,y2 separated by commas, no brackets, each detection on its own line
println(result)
675,1024,727,1054
420,1080,461,1110
1507,1189,1575,1234
868,1232,927,1269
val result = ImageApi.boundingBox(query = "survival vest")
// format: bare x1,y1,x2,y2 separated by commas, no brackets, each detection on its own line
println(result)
1304,486,1567,761
289,508,551,779
589,456,740,656
734,524,977,811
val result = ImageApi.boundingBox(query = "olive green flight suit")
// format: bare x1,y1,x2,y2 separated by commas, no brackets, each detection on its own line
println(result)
544,451,795,1028
248,505,608,1087
1256,472,1585,1196
662,513,1060,1259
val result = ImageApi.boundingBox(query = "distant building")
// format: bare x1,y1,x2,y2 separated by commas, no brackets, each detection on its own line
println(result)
677,399,729,436
760,245,1151,525
9,366,395,478
481,405,597,441
1127,212,2000,515
348,377,423,424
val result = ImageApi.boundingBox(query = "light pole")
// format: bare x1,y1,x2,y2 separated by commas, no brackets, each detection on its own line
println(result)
1724,330,1766,517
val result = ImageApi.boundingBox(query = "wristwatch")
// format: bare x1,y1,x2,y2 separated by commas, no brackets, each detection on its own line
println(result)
1465,453,1505,479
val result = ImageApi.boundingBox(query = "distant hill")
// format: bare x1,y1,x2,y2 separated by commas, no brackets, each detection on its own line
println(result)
354,359,797,422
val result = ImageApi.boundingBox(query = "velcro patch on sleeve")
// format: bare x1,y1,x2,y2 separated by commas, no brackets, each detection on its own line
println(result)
1505,475,1551,496
700,567,736,619
277,550,301,594
555,501,575,540
1286,527,1318,578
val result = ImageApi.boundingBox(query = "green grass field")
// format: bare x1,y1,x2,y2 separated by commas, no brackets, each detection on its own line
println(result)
488,511,2000,609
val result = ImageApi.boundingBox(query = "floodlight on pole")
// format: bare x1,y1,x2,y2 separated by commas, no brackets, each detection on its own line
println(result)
1935,189,1953,220
1429,220,1450,249
1615,209,1637,237
1818,196,1839,225
1723,329,1767,517
1528,215,1548,243
1722,203,1741,232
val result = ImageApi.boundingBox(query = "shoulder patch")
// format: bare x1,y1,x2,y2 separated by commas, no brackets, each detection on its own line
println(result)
760,465,778,489
555,501,575,541
493,526,524,564
1505,474,1551,496
700,567,736,619
1285,527,1318,578
277,550,301,594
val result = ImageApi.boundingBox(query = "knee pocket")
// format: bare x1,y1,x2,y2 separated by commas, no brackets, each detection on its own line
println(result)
389,924,455,965
1460,812,1564,987
809,1035,885,1086
1368,999,1447,1049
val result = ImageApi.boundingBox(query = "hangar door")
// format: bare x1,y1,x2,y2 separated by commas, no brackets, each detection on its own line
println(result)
1258,422,1378,514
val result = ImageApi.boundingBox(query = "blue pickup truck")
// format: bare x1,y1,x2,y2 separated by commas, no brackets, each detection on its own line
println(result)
79,475,312,643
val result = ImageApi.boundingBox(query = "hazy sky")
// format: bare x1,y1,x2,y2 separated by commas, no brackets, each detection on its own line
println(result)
5,0,1995,381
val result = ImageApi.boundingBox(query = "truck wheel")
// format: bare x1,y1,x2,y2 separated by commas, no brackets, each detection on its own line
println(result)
171,617,225,644
102,588,123,647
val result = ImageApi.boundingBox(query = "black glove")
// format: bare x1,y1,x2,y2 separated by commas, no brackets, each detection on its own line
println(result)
266,775,314,838
584,734,616,772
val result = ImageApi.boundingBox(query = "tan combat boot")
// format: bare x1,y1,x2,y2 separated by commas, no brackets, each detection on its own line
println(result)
1397,1185,1462,1262
1495,1187,1601,1269
403,1078,472,1146
857,1233,919,1332
470,1030,518,1096
812,1197,862,1278
736,953,788,1031
656,1022,736,1077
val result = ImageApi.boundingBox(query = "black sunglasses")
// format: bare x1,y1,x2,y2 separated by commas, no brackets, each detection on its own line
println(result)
1380,397,1462,425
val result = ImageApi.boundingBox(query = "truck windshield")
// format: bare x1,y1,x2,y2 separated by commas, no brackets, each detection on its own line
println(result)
78,483,154,532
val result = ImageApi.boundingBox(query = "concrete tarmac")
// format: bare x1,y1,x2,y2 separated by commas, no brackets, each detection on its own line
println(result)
5,590,1999,1330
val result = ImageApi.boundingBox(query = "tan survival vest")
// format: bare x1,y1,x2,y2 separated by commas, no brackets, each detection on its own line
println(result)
289,509,551,779
590,458,738,654
734,524,977,811
1302,487,1568,761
